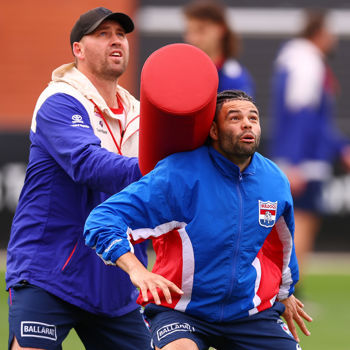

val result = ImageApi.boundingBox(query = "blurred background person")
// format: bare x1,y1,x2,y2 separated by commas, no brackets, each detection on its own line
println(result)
269,9,350,285
183,0,255,96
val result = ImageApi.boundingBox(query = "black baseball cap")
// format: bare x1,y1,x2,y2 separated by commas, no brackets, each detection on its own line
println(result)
70,7,134,48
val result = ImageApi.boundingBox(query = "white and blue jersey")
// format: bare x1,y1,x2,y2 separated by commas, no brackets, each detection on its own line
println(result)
6,63,147,317
84,145,298,323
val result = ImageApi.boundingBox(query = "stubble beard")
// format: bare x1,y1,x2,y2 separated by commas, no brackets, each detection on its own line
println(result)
99,61,127,82
88,51,128,82
219,132,261,161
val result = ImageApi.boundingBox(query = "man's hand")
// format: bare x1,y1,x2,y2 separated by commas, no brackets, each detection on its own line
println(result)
280,294,313,342
117,252,183,305
130,267,183,305
284,167,307,197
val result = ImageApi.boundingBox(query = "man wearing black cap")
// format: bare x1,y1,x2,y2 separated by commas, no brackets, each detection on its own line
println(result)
6,7,152,350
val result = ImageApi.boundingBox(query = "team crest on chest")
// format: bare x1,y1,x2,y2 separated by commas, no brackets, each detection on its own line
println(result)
258,200,278,228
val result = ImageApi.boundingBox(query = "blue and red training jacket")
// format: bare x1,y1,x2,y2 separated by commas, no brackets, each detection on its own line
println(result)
84,146,299,323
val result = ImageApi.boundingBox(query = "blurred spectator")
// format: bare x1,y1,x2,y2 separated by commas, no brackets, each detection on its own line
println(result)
183,0,255,96
269,9,350,282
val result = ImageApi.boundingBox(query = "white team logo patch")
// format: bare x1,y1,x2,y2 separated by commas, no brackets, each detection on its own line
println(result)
259,200,277,228
21,321,57,341
72,114,83,123
71,114,90,128
157,322,195,341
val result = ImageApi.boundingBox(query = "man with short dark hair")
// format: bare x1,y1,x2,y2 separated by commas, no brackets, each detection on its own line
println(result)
6,7,151,350
85,90,312,350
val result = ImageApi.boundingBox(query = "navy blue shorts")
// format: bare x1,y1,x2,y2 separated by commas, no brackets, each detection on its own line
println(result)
293,181,323,213
144,302,302,350
8,282,152,350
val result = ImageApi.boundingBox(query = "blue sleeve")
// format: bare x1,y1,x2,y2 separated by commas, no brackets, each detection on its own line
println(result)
284,198,299,296
84,159,184,264
34,93,141,194
278,179,299,297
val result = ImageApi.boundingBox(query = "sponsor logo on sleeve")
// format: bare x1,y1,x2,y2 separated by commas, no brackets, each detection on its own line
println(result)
259,200,277,228
71,114,90,128
157,322,195,341
104,238,122,253
21,321,57,341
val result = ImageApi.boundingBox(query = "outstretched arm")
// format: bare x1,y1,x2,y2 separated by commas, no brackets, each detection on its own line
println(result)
280,294,312,342
84,156,186,303
117,252,183,304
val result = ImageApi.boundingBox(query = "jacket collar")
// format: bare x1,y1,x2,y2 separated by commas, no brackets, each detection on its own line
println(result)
208,145,257,179
50,63,132,120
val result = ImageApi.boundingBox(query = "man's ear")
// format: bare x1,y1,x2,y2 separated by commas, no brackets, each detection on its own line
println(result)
72,42,84,60
209,121,218,141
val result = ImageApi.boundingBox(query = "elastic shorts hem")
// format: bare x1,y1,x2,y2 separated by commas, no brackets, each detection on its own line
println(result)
8,282,152,350
144,303,300,350
144,305,207,349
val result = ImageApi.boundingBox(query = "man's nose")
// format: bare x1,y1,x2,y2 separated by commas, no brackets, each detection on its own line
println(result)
242,117,252,129
111,33,122,45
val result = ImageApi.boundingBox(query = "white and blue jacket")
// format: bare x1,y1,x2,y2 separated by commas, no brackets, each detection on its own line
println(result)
6,63,147,317
84,146,298,323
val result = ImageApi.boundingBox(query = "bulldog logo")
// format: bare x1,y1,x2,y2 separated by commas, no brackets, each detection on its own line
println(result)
259,200,277,228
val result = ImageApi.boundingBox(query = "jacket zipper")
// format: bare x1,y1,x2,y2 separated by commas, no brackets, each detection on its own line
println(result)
220,173,244,321
90,99,123,155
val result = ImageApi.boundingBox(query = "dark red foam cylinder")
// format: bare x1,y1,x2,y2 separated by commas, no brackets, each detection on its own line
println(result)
139,43,219,175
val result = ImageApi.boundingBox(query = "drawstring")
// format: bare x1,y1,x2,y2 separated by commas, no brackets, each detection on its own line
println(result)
90,99,123,155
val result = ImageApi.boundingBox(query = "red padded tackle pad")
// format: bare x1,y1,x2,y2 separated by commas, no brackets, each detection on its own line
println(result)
139,43,219,175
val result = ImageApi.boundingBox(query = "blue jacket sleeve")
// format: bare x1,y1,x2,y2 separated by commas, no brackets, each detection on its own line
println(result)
33,93,141,194
84,160,183,264
282,198,299,298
